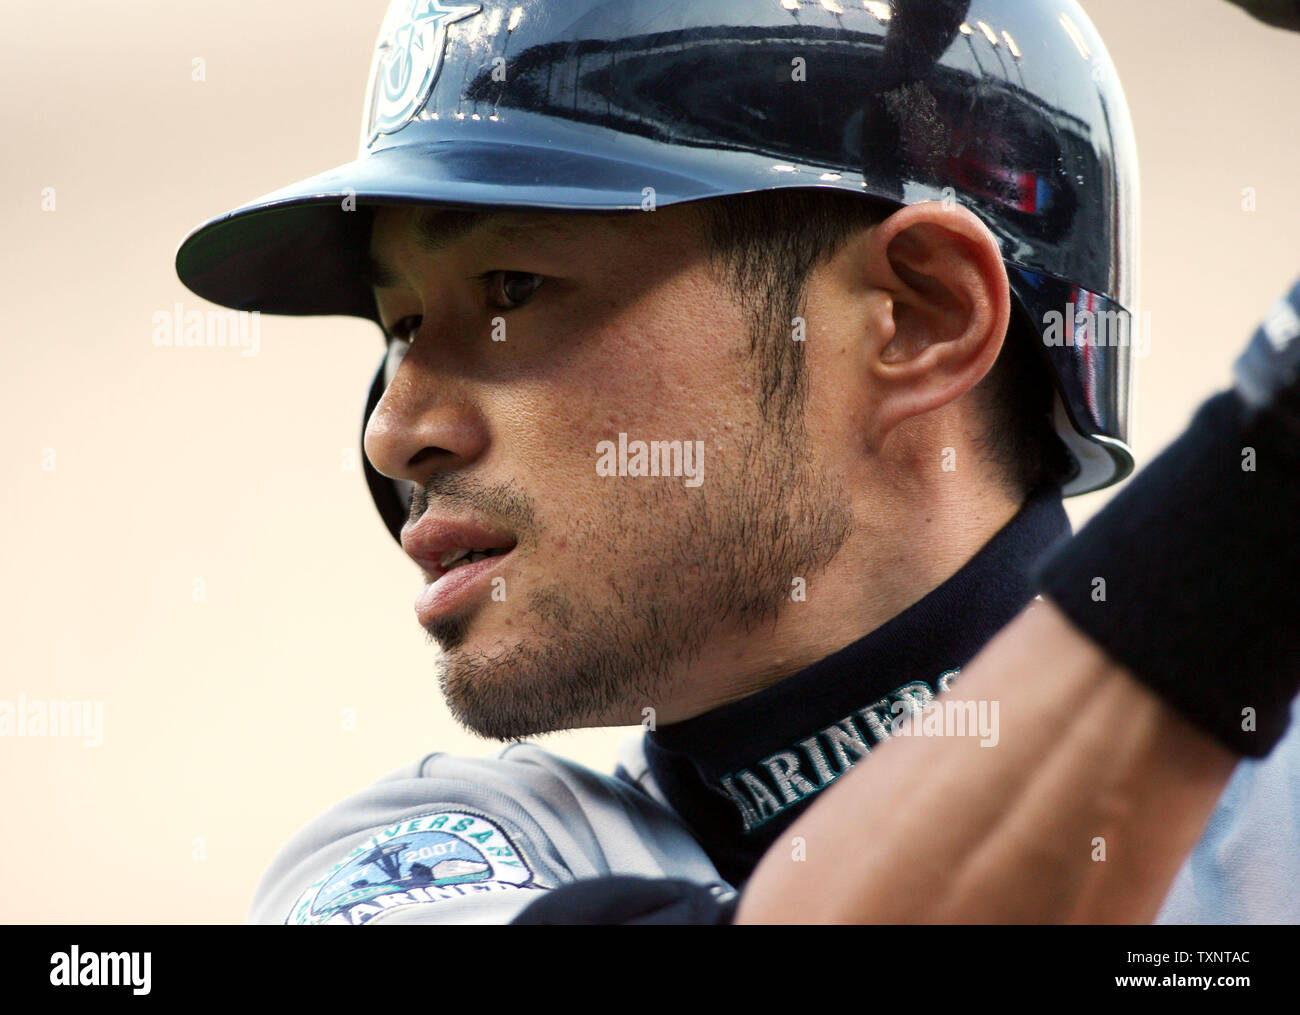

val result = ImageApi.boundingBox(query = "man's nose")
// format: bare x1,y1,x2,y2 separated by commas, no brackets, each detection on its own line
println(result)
362,338,489,492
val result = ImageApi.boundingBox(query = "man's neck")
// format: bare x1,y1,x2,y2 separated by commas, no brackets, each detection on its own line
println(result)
636,482,1069,885
660,479,1023,723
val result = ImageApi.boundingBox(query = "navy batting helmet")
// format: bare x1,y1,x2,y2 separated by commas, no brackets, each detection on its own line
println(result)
176,0,1140,542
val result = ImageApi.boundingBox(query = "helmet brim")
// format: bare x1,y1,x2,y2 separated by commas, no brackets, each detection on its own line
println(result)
175,136,756,322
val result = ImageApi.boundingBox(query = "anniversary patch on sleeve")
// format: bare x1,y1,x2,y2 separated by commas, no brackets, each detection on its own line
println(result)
288,810,537,925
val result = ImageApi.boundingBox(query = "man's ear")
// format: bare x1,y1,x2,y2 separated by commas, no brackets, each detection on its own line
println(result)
856,202,1011,448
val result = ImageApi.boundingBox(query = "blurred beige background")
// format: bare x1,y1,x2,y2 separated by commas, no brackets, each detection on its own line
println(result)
2,0,1297,923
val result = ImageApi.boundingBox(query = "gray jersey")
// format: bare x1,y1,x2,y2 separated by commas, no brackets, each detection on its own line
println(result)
249,738,726,925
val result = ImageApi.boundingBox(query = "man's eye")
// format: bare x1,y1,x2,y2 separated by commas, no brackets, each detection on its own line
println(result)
478,271,543,310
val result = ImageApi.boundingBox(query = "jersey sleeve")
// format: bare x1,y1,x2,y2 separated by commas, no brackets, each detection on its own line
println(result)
247,743,730,925
1155,694,1300,924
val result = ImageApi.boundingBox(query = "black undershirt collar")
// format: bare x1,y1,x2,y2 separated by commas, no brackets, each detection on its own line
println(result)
636,485,1071,888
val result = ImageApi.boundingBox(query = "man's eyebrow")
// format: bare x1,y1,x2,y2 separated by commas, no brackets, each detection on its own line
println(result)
365,207,585,290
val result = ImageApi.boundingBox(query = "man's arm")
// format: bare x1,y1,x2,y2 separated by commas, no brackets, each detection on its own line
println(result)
734,599,1238,923
737,279,1300,924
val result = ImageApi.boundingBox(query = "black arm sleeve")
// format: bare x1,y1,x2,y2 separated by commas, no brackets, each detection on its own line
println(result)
510,876,738,925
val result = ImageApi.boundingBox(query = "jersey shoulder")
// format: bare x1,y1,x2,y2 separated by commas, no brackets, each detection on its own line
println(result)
249,741,725,925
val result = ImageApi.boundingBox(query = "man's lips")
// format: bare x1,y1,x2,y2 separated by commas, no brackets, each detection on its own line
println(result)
401,517,517,581
413,551,513,623
402,516,517,623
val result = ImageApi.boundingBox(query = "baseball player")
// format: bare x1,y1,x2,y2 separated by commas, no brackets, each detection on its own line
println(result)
175,0,1300,924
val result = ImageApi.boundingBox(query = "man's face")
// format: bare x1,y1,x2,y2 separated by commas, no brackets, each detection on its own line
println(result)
364,203,853,739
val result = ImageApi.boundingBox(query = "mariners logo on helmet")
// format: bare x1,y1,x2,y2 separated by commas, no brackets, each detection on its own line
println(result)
363,0,481,147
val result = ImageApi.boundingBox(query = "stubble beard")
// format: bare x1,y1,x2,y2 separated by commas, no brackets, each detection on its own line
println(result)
426,394,854,741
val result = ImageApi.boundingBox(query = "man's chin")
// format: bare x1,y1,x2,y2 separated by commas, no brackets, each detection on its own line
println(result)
437,674,610,742
432,638,645,742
